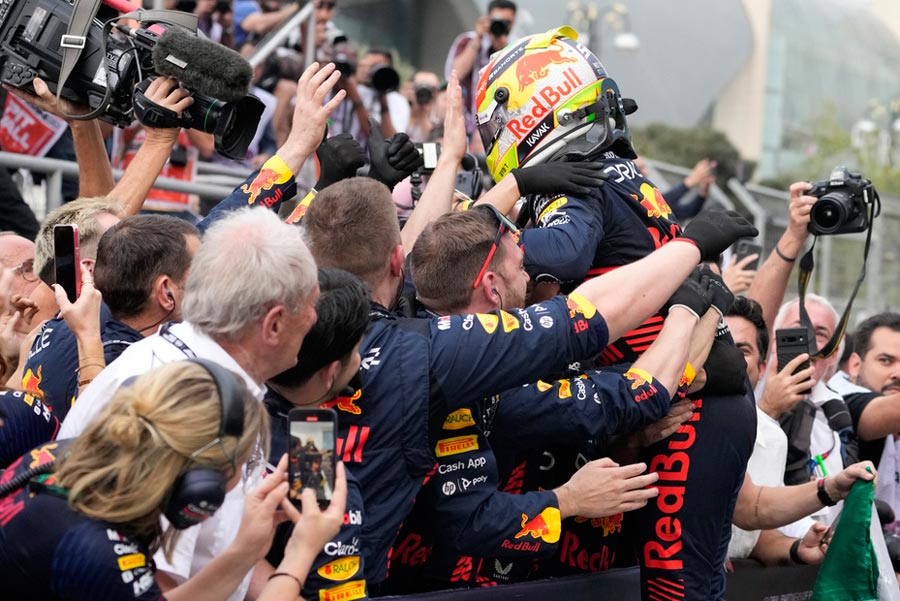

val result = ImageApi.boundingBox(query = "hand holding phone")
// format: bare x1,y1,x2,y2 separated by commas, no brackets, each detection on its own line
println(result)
53,224,81,303
288,408,337,509
733,239,763,271
775,327,814,396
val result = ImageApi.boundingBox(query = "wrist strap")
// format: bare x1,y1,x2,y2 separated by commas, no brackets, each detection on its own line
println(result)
817,477,837,507
775,244,796,262
789,538,807,564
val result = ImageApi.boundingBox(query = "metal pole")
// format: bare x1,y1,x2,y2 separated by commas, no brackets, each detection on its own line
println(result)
304,2,317,69
0,152,239,199
248,2,314,68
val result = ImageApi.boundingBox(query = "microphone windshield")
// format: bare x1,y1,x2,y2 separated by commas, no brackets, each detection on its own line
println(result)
152,27,253,102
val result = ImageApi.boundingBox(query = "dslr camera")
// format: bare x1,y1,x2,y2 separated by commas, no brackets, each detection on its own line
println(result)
490,18,512,37
807,166,877,236
0,0,264,159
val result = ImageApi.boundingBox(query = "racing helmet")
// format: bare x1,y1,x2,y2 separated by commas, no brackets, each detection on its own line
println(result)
475,26,638,182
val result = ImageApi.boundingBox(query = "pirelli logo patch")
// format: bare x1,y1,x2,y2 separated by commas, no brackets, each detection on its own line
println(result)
435,435,479,457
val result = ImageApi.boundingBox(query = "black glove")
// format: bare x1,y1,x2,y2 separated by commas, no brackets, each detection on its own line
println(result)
315,133,367,190
366,117,423,191
680,209,759,262
663,268,712,320
511,161,608,197
699,265,735,317
699,339,749,395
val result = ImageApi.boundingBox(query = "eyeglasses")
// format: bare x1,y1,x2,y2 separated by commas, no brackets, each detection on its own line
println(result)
314,1,336,9
472,204,519,289
12,258,37,283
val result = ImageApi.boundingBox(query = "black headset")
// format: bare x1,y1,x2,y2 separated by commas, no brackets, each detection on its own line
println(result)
164,358,246,530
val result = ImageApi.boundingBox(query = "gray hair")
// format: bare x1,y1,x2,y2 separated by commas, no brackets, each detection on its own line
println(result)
774,293,845,361
183,208,317,340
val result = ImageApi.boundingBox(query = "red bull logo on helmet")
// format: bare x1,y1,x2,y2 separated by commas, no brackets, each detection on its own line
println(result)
513,507,561,543
514,40,579,91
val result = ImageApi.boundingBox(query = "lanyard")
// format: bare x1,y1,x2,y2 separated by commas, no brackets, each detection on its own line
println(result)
159,323,198,359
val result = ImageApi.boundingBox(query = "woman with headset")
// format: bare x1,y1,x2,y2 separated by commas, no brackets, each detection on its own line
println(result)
0,360,347,600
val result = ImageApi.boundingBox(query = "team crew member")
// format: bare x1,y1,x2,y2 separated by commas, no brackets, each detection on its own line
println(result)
263,269,370,601
21,216,198,422
0,361,347,601
301,171,755,587
472,27,760,599
387,222,720,591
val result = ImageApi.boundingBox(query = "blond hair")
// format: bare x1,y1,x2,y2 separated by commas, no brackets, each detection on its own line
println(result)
55,362,268,556
34,196,121,283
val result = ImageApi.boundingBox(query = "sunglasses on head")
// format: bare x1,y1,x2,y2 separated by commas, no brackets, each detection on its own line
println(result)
472,204,519,290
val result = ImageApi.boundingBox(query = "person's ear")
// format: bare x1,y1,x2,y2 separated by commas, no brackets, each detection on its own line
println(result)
260,304,288,346
847,352,862,381
389,245,404,278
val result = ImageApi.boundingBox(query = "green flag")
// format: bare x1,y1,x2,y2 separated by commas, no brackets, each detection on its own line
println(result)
811,478,878,601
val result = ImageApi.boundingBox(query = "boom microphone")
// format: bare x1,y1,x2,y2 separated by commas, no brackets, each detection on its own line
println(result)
151,27,253,102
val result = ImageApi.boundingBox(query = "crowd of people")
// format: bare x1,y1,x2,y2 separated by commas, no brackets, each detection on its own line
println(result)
0,1,896,600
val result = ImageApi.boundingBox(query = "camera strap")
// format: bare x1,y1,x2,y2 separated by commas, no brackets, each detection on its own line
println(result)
57,0,104,109
796,193,879,359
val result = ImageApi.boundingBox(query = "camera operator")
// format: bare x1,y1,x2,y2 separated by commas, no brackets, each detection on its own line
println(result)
329,48,409,146
406,71,442,144
233,0,300,50
445,0,516,139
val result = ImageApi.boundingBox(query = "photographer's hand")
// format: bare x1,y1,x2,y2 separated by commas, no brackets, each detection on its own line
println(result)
139,77,194,146
746,181,815,333
278,62,345,174
5,77,115,198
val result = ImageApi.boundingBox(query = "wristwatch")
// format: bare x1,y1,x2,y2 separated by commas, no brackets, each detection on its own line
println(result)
817,478,837,507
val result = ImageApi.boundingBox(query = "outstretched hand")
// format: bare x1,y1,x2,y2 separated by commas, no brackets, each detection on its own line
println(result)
555,457,659,519
680,209,759,262
280,62,346,172
512,161,608,198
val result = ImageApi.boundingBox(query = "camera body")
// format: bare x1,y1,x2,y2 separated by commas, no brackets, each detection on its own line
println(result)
807,166,875,236
489,18,511,37
414,84,434,106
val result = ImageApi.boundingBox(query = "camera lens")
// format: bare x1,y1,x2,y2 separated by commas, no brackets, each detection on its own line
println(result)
490,18,511,37
809,192,853,235
189,93,265,159
370,64,400,93
414,85,434,105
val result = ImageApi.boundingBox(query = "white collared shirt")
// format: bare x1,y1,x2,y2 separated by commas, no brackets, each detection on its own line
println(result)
59,321,265,601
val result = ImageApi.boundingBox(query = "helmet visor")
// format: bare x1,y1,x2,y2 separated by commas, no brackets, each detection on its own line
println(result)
476,98,510,153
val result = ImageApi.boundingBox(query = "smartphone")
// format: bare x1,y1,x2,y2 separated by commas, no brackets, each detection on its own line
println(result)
776,327,812,379
287,408,337,508
734,239,763,271
53,224,81,303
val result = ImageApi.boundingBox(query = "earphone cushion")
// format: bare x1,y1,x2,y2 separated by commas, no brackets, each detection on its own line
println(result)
165,468,227,530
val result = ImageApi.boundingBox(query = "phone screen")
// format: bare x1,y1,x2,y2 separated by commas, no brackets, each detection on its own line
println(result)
288,408,337,507
53,224,81,303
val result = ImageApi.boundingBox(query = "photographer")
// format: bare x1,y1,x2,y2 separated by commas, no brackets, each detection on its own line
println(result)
0,361,347,601
329,48,409,145
406,71,442,144
445,0,516,138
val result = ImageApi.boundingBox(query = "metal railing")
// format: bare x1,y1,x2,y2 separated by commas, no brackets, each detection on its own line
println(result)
248,1,316,69
0,151,245,218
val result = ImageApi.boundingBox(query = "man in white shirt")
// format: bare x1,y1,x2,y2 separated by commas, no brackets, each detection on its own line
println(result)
59,207,319,600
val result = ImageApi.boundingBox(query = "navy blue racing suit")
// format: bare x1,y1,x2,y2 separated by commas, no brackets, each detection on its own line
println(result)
0,390,59,468
518,153,752,599
384,364,672,592
334,294,610,585
0,440,163,600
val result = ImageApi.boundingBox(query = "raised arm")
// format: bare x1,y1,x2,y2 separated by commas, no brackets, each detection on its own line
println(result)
400,71,465,252
747,182,814,332
573,210,757,342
